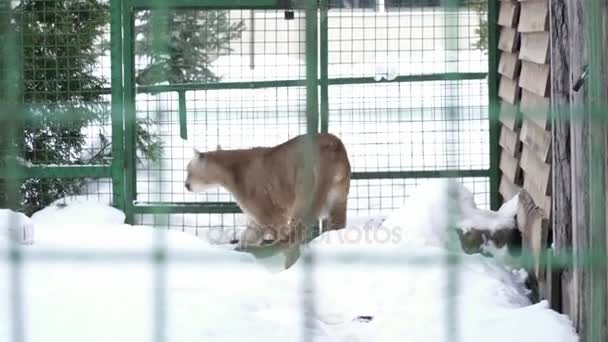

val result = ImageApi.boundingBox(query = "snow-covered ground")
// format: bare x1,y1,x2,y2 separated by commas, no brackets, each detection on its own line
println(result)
0,180,578,342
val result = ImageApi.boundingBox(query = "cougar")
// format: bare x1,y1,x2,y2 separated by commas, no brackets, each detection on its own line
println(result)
185,133,351,268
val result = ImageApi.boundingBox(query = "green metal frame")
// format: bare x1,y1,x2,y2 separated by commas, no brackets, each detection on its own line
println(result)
585,0,607,339
113,0,499,223
111,0,126,214
487,0,500,210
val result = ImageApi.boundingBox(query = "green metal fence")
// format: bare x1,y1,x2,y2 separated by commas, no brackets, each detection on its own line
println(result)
0,0,497,229
109,0,498,238
9,0,603,341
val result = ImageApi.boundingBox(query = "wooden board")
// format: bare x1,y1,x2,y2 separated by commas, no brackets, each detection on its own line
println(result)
550,0,587,332
500,149,521,184
550,0,575,320
500,177,522,202
498,26,519,52
520,31,550,64
520,88,550,130
499,76,520,104
519,0,549,33
520,145,552,196
498,51,521,79
500,125,521,157
519,60,550,97
499,101,520,130
498,1,520,28
544,249,562,310
520,118,551,163
517,189,550,281
523,175,551,219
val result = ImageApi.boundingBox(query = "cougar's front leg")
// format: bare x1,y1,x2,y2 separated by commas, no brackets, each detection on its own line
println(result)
235,221,265,251
278,217,310,269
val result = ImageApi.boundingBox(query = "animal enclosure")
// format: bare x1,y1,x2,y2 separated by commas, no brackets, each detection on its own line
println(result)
9,0,608,341
127,0,496,238
0,1,496,235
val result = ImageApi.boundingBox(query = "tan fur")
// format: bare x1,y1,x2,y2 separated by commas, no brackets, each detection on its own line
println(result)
185,133,351,268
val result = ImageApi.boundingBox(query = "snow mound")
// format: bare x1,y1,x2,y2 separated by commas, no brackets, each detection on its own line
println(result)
31,199,125,226
380,179,477,250
0,209,34,245
377,179,519,255
0,182,577,342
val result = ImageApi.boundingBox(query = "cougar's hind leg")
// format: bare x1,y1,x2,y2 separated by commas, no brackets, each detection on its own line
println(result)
327,181,349,231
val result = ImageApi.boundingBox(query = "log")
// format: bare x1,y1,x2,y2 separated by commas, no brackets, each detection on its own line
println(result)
546,0,570,314
549,0,572,317
568,0,589,334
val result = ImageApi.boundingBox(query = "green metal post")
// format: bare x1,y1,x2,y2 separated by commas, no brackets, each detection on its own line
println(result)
302,4,319,342
2,3,25,342
111,0,126,213
585,0,607,340
131,0,279,9
441,2,462,341
305,2,319,135
178,91,188,140
319,0,329,133
122,0,137,224
487,0,500,210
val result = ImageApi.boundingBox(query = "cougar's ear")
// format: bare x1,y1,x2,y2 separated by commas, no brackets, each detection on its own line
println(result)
193,148,206,160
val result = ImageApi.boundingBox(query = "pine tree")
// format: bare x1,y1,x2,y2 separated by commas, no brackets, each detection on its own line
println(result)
0,0,111,214
134,10,244,85
1,2,244,214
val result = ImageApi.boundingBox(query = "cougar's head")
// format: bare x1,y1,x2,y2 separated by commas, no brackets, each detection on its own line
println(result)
185,148,217,193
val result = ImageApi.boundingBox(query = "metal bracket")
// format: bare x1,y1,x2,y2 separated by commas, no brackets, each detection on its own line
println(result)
280,0,294,20
573,65,589,92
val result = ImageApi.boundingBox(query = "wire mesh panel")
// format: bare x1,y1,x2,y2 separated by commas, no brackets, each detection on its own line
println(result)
123,0,493,235
131,8,309,233
0,0,114,215
4,1,608,342
328,80,489,172
323,0,491,218
348,176,489,218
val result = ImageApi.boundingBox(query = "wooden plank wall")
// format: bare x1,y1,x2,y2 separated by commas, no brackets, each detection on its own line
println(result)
497,0,522,202
496,0,555,306
550,0,608,338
